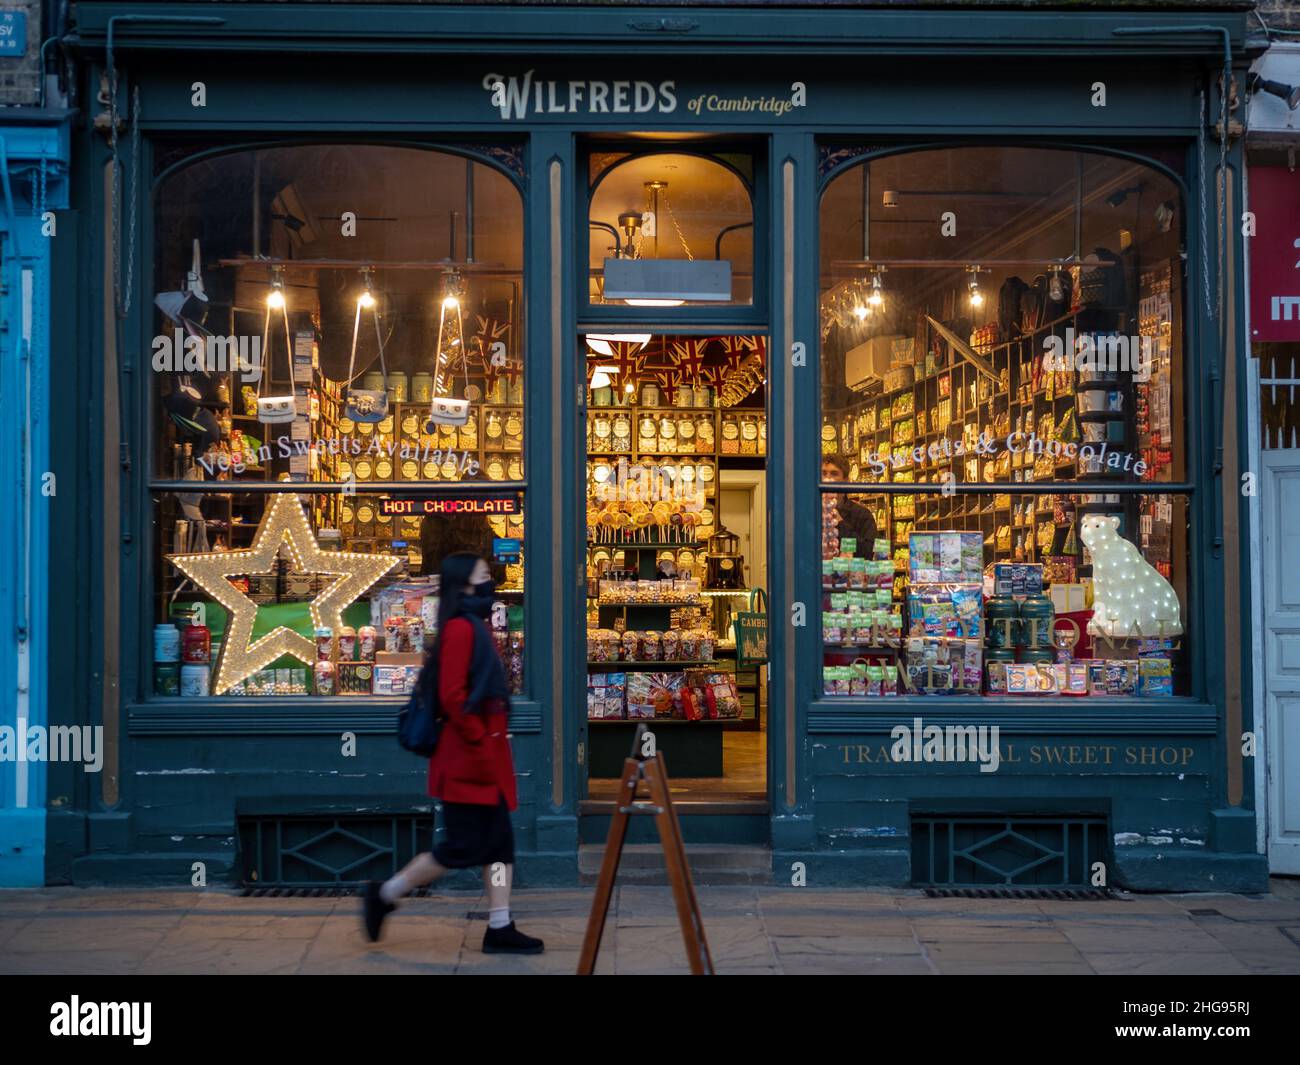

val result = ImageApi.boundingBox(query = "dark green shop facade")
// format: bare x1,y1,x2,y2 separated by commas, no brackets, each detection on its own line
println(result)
47,2,1267,891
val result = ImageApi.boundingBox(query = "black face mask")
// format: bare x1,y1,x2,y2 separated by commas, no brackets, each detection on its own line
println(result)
461,579,495,619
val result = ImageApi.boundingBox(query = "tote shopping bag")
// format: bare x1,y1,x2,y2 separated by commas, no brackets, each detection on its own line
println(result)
733,587,769,668
256,288,297,425
425,291,472,429
344,293,390,424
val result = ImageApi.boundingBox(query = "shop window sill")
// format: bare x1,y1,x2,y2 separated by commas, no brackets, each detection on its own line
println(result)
127,697,544,736
806,696,1216,735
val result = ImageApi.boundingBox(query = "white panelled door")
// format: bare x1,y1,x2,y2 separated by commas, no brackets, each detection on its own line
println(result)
1264,451,1300,874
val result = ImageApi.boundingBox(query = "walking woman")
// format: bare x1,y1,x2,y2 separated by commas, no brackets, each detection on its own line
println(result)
363,551,543,955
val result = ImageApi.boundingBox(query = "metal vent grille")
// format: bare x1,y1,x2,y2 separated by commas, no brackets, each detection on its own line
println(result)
922,887,1119,900
238,813,434,887
912,815,1108,888
238,886,444,898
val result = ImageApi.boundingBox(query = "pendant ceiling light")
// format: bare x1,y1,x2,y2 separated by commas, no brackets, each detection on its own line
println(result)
602,179,731,305
587,333,651,357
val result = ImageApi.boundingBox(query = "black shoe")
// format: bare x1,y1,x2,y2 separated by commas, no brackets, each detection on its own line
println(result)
482,921,544,955
362,880,396,942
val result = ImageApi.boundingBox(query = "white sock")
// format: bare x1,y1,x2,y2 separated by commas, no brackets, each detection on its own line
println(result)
488,906,511,929
380,873,411,904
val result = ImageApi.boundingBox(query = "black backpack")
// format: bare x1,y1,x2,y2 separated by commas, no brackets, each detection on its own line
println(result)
396,649,442,757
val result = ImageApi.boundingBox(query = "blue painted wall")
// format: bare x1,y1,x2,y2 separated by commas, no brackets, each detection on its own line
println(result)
0,115,69,886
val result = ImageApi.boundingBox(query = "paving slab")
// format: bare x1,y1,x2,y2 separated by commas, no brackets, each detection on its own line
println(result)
759,912,914,937
1034,896,1183,917
1083,951,1250,976
924,941,1088,967
0,949,143,975
938,961,1096,975
4,916,176,954
910,918,1067,943
1057,919,1228,955
138,930,314,975
777,953,935,976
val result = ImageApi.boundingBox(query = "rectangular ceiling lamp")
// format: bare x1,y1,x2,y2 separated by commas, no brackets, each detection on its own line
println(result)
603,258,732,303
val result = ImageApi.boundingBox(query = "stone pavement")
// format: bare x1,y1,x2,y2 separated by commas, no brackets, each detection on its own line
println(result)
2,880,1300,975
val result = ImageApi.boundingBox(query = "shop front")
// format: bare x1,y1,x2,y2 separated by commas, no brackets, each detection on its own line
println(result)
50,2,1265,890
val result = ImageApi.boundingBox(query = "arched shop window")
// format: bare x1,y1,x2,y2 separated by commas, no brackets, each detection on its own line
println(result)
818,146,1190,699
150,144,526,699
588,151,754,307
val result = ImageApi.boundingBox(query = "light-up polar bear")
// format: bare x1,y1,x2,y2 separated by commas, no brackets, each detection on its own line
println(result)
1079,515,1182,637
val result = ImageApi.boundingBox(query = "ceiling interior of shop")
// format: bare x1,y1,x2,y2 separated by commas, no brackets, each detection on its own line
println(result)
588,151,755,270
156,145,526,377
818,146,1183,348
820,146,1179,280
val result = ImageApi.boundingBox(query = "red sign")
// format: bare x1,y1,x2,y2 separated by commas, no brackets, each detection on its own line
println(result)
1249,166,1300,342
379,495,519,516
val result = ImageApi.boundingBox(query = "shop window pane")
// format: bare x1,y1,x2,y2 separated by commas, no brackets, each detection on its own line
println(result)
152,144,524,484
820,147,1185,488
588,152,754,307
818,487,1190,698
151,490,526,699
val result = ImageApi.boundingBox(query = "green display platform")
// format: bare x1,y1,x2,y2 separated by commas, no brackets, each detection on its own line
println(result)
172,599,372,683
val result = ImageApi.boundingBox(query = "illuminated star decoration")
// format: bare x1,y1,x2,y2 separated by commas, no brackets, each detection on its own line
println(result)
167,493,400,694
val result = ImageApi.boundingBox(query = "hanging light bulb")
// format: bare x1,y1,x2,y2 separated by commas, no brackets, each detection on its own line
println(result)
358,290,376,309
433,272,466,398
853,303,870,321
267,287,285,310
868,272,884,307
1048,266,1065,304
967,267,984,308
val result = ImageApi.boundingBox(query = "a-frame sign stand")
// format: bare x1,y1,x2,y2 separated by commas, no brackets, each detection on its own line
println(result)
577,724,714,975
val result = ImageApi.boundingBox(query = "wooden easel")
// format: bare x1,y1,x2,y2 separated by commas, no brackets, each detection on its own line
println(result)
577,725,714,975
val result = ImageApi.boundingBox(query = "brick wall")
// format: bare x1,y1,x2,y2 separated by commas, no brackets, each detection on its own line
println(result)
0,0,41,107
1257,0,1300,31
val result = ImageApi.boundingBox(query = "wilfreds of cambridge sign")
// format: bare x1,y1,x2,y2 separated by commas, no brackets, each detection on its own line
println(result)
481,72,808,120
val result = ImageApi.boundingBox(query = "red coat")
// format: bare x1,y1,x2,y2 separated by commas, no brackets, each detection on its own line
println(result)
426,617,518,810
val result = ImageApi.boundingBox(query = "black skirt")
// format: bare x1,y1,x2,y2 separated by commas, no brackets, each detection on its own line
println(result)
432,798,515,868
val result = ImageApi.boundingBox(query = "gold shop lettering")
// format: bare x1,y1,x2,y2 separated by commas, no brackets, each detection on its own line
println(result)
837,743,1197,769
483,71,677,119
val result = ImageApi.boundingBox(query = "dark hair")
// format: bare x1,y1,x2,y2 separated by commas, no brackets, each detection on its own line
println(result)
437,551,482,632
